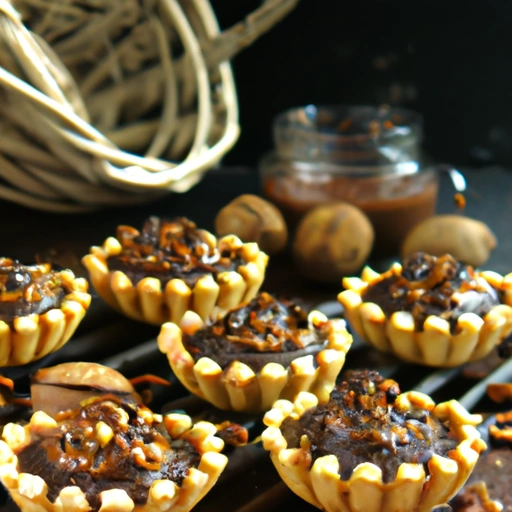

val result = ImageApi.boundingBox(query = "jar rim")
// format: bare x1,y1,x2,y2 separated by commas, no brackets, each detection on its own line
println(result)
271,104,423,172
274,104,423,142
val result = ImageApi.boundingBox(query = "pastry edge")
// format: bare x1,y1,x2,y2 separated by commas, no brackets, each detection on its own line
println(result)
82,235,268,325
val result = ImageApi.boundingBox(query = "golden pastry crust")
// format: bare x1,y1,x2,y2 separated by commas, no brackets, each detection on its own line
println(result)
157,302,353,413
0,398,227,512
262,382,486,512
0,261,90,366
82,217,268,325
338,257,512,367
479,270,512,307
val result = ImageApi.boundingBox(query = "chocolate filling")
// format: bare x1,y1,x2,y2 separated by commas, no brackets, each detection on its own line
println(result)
361,253,499,332
0,258,68,324
182,292,328,372
280,369,458,483
16,396,200,511
107,217,246,289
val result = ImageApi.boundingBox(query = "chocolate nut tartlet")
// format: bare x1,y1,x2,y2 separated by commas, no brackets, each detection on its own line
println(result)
157,292,353,413
338,252,512,367
0,258,90,366
262,369,486,512
82,216,269,325
0,395,227,512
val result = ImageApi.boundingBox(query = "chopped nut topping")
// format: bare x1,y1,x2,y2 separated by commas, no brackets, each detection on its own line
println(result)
0,258,78,323
280,370,458,483
107,217,247,288
183,292,329,371
362,253,499,331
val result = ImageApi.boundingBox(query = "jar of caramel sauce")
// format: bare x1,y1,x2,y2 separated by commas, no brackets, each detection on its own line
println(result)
260,105,438,258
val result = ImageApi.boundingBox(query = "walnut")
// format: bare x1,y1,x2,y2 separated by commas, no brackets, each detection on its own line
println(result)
292,203,374,283
401,215,497,268
215,194,288,254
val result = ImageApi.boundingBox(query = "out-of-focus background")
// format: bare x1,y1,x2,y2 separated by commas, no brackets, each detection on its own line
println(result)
212,0,512,167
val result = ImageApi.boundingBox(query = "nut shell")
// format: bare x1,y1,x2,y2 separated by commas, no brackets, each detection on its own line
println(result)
215,194,288,254
292,203,374,283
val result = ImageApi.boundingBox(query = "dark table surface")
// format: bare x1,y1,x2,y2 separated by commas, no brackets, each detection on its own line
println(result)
1,165,511,512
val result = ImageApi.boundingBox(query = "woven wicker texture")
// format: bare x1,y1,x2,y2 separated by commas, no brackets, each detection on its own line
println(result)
0,0,297,212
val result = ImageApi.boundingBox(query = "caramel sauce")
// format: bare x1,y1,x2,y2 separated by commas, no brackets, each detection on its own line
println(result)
264,173,438,258
454,192,466,210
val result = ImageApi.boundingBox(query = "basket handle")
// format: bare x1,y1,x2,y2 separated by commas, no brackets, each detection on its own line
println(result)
202,0,299,69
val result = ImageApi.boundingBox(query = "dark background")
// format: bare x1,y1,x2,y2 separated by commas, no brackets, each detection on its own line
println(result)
211,0,512,168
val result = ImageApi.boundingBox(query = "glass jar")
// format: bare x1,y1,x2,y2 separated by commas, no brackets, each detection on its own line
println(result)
259,104,438,258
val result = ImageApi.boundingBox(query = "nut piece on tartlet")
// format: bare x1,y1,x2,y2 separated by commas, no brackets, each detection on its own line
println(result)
157,292,353,413
338,252,512,367
0,258,91,367
82,216,268,325
0,395,228,512
262,369,486,512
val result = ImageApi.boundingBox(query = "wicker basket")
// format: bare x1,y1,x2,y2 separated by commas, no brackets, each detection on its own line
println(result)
0,0,297,212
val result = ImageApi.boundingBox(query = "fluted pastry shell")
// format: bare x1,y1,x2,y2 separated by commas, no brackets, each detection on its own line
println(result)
83,233,268,325
0,405,227,512
157,310,353,413
338,265,512,367
0,271,90,367
262,391,486,512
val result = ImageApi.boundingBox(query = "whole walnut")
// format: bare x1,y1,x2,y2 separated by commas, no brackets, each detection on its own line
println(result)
293,203,374,283
215,194,288,254
401,215,496,268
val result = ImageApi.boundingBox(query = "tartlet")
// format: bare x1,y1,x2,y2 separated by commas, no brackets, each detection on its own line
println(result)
0,395,227,512
157,292,353,413
82,216,268,325
0,258,91,366
262,369,486,512
338,252,512,367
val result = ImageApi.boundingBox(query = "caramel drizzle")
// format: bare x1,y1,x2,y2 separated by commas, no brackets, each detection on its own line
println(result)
114,217,240,272
0,258,58,303
42,396,171,473
371,253,493,315
220,293,322,351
